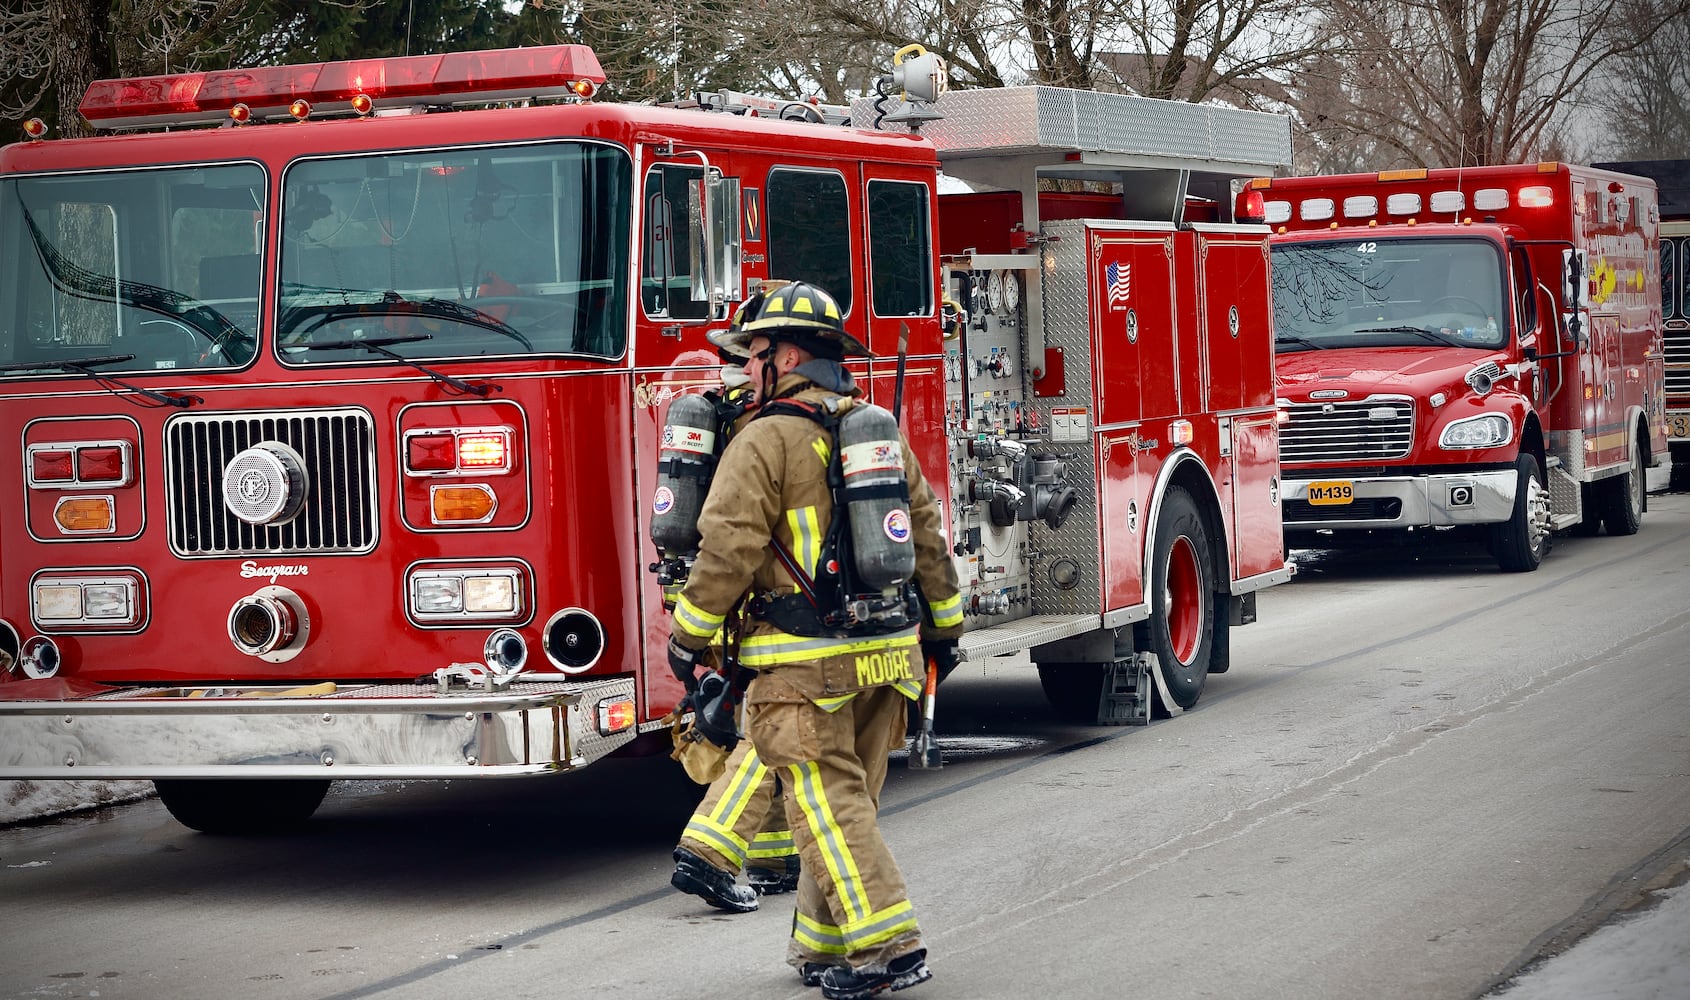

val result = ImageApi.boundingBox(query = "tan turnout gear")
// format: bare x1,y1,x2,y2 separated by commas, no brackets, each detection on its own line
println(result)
669,346,963,976
677,739,796,874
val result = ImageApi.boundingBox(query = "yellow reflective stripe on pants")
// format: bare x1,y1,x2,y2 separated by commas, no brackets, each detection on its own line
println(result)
929,591,964,629
673,593,725,640
747,830,796,859
740,628,920,668
787,760,870,924
793,910,850,955
842,899,919,952
682,744,769,865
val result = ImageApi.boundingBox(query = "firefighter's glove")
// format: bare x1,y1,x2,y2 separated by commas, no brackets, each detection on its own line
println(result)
667,635,701,691
692,671,741,751
921,639,960,679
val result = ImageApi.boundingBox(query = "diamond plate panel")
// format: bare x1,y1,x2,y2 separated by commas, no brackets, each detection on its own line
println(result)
1027,220,1104,616
883,86,1291,171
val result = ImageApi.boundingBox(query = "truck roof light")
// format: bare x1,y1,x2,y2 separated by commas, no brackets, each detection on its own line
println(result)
228,103,251,124
1474,188,1509,211
1537,161,1560,173
1430,191,1465,213
1235,188,1267,224
288,99,311,120
80,44,606,130
1377,168,1427,182
1518,186,1554,208
1299,198,1334,221
1247,176,1272,190
350,93,374,116
1386,193,1421,215
23,118,47,140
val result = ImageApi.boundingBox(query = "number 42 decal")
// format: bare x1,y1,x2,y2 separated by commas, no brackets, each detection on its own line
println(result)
1356,242,1378,253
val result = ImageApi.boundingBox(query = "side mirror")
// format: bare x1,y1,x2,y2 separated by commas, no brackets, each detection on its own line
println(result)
686,171,744,319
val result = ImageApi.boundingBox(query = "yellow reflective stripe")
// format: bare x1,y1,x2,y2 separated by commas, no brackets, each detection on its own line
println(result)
813,693,857,713
739,628,920,668
683,817,748,864
787,761,869,923
929,592,963,628
673,594,726,639
842,900,919,951
705,746,769,830
891,679,921,701
747,831,796,858
793,910,850,955
786,505,823,583
812,437,831,466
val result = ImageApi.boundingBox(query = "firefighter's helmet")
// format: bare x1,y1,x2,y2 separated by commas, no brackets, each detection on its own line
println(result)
710,280,868,360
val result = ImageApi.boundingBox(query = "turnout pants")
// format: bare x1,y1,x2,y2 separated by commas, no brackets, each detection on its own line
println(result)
747,679,923,973
677,740,795,874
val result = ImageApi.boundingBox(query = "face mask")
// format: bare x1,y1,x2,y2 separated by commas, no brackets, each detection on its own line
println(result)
720,364,751,389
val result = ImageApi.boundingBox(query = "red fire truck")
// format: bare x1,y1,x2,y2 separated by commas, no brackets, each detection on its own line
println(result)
1257,163,1667,570
0,44,1289,832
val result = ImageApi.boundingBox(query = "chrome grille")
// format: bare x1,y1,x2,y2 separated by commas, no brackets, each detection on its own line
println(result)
166,408,377,555
1280,398,1414,463
1665,327,1690,399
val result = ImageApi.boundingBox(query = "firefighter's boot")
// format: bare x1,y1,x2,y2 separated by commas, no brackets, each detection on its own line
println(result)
819,950,931,1000
670,848,758,913
747,855,802,895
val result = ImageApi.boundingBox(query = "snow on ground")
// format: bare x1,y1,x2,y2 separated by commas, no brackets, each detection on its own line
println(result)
1489,878,1690,1000
0,779,152,826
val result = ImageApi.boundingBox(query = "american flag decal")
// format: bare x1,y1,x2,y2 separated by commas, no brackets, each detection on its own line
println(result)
1105,260,1131,310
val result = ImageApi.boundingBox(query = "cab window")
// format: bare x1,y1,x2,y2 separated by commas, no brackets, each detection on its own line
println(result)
767,168,852,311
867,180,933,317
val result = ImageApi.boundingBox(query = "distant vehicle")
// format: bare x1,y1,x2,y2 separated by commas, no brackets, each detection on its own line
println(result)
1251,162,1667,570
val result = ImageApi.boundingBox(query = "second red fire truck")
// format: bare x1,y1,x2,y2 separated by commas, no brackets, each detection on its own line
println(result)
1257,163,1666,570
0,44,1289,831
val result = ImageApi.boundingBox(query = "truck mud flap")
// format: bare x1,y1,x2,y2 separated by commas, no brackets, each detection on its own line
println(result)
0,675,639,780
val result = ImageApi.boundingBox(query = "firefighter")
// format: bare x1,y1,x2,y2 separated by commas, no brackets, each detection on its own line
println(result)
670,292,802,913
666,281,964,1000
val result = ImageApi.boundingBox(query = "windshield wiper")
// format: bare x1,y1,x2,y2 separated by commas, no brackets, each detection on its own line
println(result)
0,354,202,407
279,290,533,350
1354,325,1466,348
287,334,495,397
1274,334,1327,351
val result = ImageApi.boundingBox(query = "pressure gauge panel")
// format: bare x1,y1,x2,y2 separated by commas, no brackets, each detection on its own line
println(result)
1003,270,1020,312
985,270,1005,313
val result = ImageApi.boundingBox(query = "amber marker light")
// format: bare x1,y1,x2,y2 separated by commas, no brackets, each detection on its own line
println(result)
569,79,597,99
23,118,48,140
431,484,496,524
55,497,115,533
597,696,637,735
288,99,311,120
351,93,374,115
229,103,251,124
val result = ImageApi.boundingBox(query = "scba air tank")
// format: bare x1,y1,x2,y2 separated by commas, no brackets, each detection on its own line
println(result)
837,403,916,590
651,393,721,559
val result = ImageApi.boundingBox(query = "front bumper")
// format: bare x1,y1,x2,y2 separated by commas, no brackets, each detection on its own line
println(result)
1283,469,1516,530
0,675,638,780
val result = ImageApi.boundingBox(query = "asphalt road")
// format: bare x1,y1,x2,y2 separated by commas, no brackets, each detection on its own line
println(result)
4,496,1690,1000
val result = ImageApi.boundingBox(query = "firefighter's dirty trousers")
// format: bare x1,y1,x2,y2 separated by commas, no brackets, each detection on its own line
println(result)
748,681,923,972
677,739,796,874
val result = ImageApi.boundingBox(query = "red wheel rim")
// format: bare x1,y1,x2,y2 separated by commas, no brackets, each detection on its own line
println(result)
1165,535,1204,664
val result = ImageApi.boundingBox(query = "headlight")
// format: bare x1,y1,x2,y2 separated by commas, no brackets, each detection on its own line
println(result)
1439,413,1512,449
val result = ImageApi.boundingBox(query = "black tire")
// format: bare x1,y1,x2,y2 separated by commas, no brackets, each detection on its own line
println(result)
1138,487,1215,711
1037,662,1108,724
1491,453,1551,572
154,779,330,835
1600,429,1645,536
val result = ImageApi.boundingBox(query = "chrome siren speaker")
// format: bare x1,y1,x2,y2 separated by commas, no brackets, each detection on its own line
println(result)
483,628,528,676
543,608,605,673
223,442,310,525
227,586,310,662
19,635,61,679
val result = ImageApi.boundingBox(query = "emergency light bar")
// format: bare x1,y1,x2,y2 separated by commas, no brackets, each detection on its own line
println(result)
79,45,606,131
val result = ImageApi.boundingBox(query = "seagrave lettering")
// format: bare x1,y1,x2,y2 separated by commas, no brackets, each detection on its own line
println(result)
240,561,310,584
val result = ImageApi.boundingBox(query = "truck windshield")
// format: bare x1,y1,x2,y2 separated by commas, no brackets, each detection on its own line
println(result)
278,142,631,363
0,163,265,376
1271,237,1508,352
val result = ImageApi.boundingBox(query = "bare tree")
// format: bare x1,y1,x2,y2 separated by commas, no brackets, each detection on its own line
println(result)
1587,0,1690,157
1293,0,1690,169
